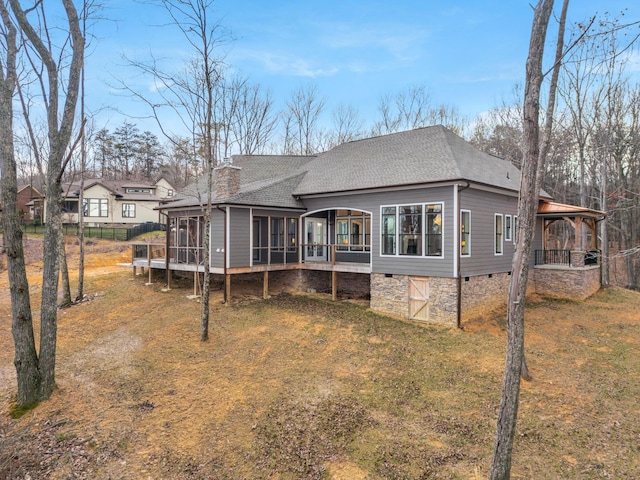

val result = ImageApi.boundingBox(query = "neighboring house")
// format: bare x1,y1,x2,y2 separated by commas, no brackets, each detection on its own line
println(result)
54,178,176,226
18,184,45,224
141,126,603,326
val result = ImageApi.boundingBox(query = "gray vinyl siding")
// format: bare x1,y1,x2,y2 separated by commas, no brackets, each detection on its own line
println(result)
303,186,455,277
459,188,518,276
229,207,251,268
210,209,225,268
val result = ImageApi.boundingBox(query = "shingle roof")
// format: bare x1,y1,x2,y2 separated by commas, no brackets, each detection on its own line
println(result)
161,126,533,210
294,125,522,195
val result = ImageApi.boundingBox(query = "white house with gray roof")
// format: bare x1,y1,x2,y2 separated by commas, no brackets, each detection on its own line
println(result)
148,126,603,325
55,178,175,226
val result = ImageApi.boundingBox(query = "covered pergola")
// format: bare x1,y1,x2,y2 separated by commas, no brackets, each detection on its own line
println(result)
536,200,606,267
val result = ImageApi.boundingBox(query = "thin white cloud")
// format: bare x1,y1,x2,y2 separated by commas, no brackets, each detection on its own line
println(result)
242,50,339,78
319,22,428,62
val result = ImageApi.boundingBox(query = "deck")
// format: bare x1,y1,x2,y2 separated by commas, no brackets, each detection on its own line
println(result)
127,243,372,276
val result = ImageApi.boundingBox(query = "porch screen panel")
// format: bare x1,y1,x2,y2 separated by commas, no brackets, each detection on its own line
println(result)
271,218,284,251
287,218,298,253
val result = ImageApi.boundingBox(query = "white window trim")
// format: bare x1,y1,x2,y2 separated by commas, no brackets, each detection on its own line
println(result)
379,202,445,259
505,214,512,242
495,213,504,256
460,209,471,257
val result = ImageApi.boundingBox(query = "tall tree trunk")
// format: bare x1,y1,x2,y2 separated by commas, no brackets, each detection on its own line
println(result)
59,230,73,307
490,1,557,478
0,2,42,407
9,0,85,401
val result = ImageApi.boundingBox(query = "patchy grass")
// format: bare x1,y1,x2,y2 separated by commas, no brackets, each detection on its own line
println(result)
1,242,639,478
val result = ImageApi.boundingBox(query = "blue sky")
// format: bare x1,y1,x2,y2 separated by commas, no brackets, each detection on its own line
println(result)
85,0,640,138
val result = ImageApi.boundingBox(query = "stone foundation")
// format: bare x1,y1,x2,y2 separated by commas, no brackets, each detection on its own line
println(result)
533,265,600,300
426,277,458,326
461,272,511,321
370,273,409,319
370,274,458,326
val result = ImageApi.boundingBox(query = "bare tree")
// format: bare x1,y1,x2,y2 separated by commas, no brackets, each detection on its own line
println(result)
1,0,84,407
372,84,432,135
490,1,567,477
282,83,326,155
330,102,364,146
228,76,277,155
124,0,230,341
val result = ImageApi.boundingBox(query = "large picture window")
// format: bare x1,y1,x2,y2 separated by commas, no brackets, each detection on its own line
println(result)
381,202,443,258
336,209,370,252
399,205,422,255
83,198,108,217
460,210,470,256
122,203,136,218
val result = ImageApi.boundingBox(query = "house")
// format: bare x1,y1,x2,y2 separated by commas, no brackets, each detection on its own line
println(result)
56,178,176,226
140,126,603,326
17,184,45,224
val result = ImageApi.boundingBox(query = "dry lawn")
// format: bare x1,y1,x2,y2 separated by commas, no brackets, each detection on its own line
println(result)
0,237,639,479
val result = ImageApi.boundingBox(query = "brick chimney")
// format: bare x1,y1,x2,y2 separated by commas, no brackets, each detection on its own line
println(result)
214,160,241,200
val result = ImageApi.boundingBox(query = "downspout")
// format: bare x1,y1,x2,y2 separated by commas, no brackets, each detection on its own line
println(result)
216,204,228,303
456,181,471,329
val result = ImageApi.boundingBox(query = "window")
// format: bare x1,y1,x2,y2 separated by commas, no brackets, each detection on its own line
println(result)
335,209,370,252
513,215,518,243
381,203,443,258
381,207,396,255
505,215,512,241
122,203,136,218
495,214,503,255
126,188,151,194
460,210,471,256
62,200,78,213
167,189,174,197
425,204,442,256
399,205,422,255
83,198,108,217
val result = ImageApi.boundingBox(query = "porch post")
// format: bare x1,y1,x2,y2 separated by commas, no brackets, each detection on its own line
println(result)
574,217,583,250
147,244,152,284
225,274,231,305
165,215,171,289
263,271,269,299
332,270,337,301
